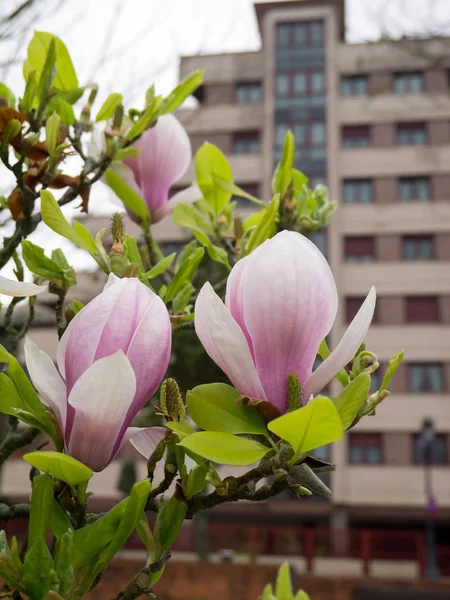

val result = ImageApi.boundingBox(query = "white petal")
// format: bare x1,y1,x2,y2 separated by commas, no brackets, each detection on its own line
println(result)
24,337,66,429
152,184,202,222
194,282,266,400
67,351,136,471
0,276,47,297
303,287,377,399
125,426,167,458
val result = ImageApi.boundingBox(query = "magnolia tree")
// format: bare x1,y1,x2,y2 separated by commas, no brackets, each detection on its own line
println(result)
0,32,404,600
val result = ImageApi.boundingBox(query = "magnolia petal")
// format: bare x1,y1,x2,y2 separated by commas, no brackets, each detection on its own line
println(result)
195,282,266,400
152,184,202,223
224,255,253,354
0,276,47,297
124,426,167,458
127,114,191,216
67,351,136,472
24,337,67,431
242,231,338,413
303,287,377,400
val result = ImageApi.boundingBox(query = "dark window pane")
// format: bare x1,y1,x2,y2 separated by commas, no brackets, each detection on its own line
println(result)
394,72,423,94
343,180,373,204
310,21,324,44
397,123,427,145
408,363,443,393
413,434,448,465
235,83,262,104
340,75,368,96
349,433,383,464
277,24,291,47
294,73,307,95
311,122,325,145
276,74,289,96
344,236,375,262
406,297,439,323
311,71,325,93
233,131,260,154
402,236,434,260
399,177,430,201
342,125,371,148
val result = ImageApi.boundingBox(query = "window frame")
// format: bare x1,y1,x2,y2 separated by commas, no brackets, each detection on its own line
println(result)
408,363,444,393
402,235,434,260
349,433,384,465
405,296,440,324
343,179,373,204
232,131,261,154
344,236,376,262
340,75,369,97
342,125,371,148
399,177,431,202
235,82,262,104
396,122,427,145
394,72,423,94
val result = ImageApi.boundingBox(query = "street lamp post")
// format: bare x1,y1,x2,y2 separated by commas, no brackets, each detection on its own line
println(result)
418,418,440,580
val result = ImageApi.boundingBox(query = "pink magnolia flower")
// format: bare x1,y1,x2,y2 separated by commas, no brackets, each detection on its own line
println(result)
195,231,376,414
24,274,172,471
0,275,46,297
123,114,200,222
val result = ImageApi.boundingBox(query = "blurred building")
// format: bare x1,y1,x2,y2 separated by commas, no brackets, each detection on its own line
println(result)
2,0,450,585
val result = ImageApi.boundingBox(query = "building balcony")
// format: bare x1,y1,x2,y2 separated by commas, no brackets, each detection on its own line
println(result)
341,262,450,295
337,93,450,125
340,202,450,235
363,325,450,362
338,144,450,178
178,104,264,134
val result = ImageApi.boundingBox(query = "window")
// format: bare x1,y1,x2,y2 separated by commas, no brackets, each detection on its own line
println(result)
233,183,260,208
408,363,444,393
276,74,289,96
311,122,325,146
342,125,371,148
397,123,427,145
399,177,430,201
413,434,448,465
406,297,439,323
310,230,327,257
340,75,368,96
403,236,434,260
343,179,372,204
275,70,325,97
232,132,260,154
394,72,423,94
276,20,324,48
344,236,375,262
346,297,378,324
349,434,383,464
235,82,262,104
311,71,325,94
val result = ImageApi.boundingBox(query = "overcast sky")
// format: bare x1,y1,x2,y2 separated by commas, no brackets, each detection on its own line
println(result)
1,0,449,286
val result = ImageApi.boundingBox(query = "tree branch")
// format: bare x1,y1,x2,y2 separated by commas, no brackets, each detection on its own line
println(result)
0,426,40,469
110,551,171,600
0,502,29,521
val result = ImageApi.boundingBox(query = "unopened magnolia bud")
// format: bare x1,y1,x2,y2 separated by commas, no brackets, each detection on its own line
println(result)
160,378,185,421
217,215,227,226
112,104,124,135
64,300,84,325
111,212,125,243
234,216,244,242
287,372,301,412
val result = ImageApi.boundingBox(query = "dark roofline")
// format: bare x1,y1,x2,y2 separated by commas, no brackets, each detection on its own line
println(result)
254,0,345,42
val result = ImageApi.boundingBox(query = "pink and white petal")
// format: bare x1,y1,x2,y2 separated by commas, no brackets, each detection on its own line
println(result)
242,231,338,413
123,426,167,459
195,282,266,400
303,287,377,400
224,255,253,353
0,276,47,297
109,161,143,198
67,351,136,472
152,184,202,223
137,115,191,214
24,337,67,430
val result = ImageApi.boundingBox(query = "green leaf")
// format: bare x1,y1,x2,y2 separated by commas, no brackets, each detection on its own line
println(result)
272,130,295,196
24,31,78,91
21,69,38,112
50,499,73,539
292,169,309,196
0,82,16,107
23,451,93,486
193,230,230,268
165,247,204,303
95,92,123,122
123,236,144,273
268,397,343,463
144,253,176,280
156,496,187,551
125,95,163,141
22,240,65,280
259,583,275,600
212,175,266,208
40,190,97,255
36,38,56,114
295,592,311,600
172,202,214,235
276,563,294,600
178,431,270,466
186,465,208,499
22,539,54,600
246,194,280,254
105,168,149,223
187,383,266,435
47,87,85,107
52,98,75,125
0,531,9,555
54,530,74,597
161,70,203,114
28,474,53,549
380,350,405,392
114,147,141,161
0,374,24,417
195,142,233,216
2,119,22,147
332,373,370,430
166,421,195,441
46,112,60,156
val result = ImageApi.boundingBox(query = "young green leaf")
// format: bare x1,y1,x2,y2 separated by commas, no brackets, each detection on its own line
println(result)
0,82,16,107
95,92,123,122
195,142,233,216
161,70,203,114
123,235,144,273
268,397,343,463
332,372,370,430
166,421,195,441
246,194,280,254
125,95,163,141
46,112,60,156
40,190,98,255
276,563,294,600
295,592,311,600
50,499,73,539
36,38,56,114
22,540,54,600
212,175,266,207
28,474,54,549
272,130,295,196
54,530,74,597
187,383,266,435
172,202,214,235
165,247,204,303
21,69,38,112
105,168,149,223
156,496,187,551
185,465,208,499
380,350,405,392
144,253,176,280
24,31,78,91
22,240,66,281
52,97,75,125
23,451,93,486
178,431,270,466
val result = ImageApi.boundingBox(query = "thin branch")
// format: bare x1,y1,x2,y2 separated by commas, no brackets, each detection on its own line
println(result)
0,426,40,469
0,502,29,521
